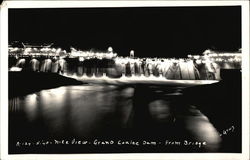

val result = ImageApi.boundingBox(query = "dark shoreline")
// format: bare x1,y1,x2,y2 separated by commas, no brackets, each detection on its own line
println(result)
9,71,84,98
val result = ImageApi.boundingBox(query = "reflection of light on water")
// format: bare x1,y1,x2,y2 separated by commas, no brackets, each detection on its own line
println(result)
24,94,38,121
37,85,117,135
184,116,222,152
9,83,224,151
49,87,66,96
40,87,67,110
39,87,66,101
39,87,68,134
9,97,20,112
149,100,172,123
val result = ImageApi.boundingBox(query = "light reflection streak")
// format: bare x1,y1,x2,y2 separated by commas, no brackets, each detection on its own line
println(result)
8,84,224,151
24,94,38,121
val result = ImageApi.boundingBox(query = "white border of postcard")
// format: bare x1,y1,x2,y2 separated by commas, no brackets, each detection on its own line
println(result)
1,1,249,160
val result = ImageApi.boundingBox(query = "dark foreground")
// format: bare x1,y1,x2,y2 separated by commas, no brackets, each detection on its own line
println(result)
8,70,241,153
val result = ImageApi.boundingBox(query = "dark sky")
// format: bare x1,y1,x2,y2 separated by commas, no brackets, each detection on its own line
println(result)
8,6,241,58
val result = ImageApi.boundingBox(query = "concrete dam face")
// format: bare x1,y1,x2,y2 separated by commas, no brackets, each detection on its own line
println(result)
9,56,223,80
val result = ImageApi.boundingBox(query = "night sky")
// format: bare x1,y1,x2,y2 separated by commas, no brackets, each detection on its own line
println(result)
8,6,241,58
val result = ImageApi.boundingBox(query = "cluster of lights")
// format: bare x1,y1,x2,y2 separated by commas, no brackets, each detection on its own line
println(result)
9,46,67,57
71,51,117,60
9,47,22,52
207,53,241,57
209,57,242,62
71,47,117,60
198,49,242,63
188,53,242,63
8,47,23,55
9,44,242,65
113,57,195,65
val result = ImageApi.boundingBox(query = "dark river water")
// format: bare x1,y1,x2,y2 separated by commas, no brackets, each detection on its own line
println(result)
9,85,134,138
8,80,241,153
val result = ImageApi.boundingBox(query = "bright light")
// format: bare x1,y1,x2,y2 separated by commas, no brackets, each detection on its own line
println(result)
79,57,84,62
56,48,61,54
193,55,200,59
196,60,202,64
52,48,56,52
203,49,211,55
9,67,22,71
108,47,113,52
